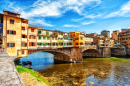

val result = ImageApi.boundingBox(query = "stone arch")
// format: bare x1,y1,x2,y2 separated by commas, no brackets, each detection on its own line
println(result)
28,49,71,63
82,49,102,58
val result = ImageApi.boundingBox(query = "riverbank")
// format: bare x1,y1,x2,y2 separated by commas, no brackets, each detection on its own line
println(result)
15,65,50,86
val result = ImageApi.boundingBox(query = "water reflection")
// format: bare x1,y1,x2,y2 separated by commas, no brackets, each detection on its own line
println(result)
20,52,54,71
20,52,130,86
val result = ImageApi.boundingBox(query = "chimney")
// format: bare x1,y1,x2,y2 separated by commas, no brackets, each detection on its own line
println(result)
3,9,5,11
17,12,19,14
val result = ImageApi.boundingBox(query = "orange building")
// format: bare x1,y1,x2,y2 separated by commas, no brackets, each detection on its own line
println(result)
70,31,85,47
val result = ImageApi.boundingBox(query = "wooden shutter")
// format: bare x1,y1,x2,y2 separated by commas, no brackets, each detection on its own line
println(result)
29,35,31,39
14,31,16,35
7,30,9,34
25,35,27,38
13,43,15,47
29,42,31,46
34,36,36,39
7,43,9,47
25,43,27,47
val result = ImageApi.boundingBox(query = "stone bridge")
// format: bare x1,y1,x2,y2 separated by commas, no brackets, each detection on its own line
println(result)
28,45,111,63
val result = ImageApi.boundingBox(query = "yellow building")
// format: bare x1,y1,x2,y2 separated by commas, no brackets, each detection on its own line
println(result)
1,10,28,57
54,30,64,48
70,31,85,47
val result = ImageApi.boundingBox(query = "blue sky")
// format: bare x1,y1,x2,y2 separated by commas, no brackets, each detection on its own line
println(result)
0,0,130,35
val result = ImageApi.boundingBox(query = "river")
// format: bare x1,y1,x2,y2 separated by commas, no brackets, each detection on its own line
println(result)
20,52,130,86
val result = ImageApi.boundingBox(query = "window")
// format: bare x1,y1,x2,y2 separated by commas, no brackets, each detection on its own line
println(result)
47,37,50,40
69,43,72,45
7,43,15,47
10,19,14,24
23,21,28,24
31,29,34,32
64,43,66,46
59,33,63,35
22,27,25,30
29,35,35,39
22,35,27,38
38,30,41,34
75,43,78,45
80,38,83,40
7,30,16,35
39,43,42,45
46,31,49,36
43,43,45,46
43,37,46,40
52,37,54,40
21,43,27,47
38,36,41,39
80,43,83,45
22,50,24,54
29,42,36,46
75,38,79,40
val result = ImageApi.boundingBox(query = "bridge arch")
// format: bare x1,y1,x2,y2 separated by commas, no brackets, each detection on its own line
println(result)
28,49,71,63
82,49,102,58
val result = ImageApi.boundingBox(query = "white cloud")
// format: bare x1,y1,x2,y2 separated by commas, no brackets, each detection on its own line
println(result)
30,19,55,27
20,0,101,18
105,1,130,18
63,24,79,27
72,13,102,21
81,21,95,25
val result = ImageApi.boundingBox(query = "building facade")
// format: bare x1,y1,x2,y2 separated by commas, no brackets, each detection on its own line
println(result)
101,30,110,38
112,30,119,41
70,31,85,47
118,30,130,48
0,10,86,57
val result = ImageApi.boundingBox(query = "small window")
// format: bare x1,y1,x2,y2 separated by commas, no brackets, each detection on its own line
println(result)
7,43,15,47
7,30,16,35
31,36,34,39
22,50,24,54
10,19,14,24
38,30,41,34
22,27,25,30
21,43,27,47
22,35,27,38
31,29,34,32
38,36,41,39
75,43,78,45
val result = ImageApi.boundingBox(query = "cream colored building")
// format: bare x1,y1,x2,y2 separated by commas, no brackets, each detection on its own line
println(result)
84,36,93,45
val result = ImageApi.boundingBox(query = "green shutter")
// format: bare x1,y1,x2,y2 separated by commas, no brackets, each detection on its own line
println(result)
64,43,66,46
47,37,50,40
45,43,47,46
43,37,46,40
67,43,68,46
37,42,39,45
38,30,41,34
39,36,41,39
46,31,49,36
50,43,51,46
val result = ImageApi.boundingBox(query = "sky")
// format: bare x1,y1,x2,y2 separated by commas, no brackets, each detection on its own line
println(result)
0,0,130,35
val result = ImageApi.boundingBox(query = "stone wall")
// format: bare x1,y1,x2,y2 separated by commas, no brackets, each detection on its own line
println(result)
126,48,130,55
